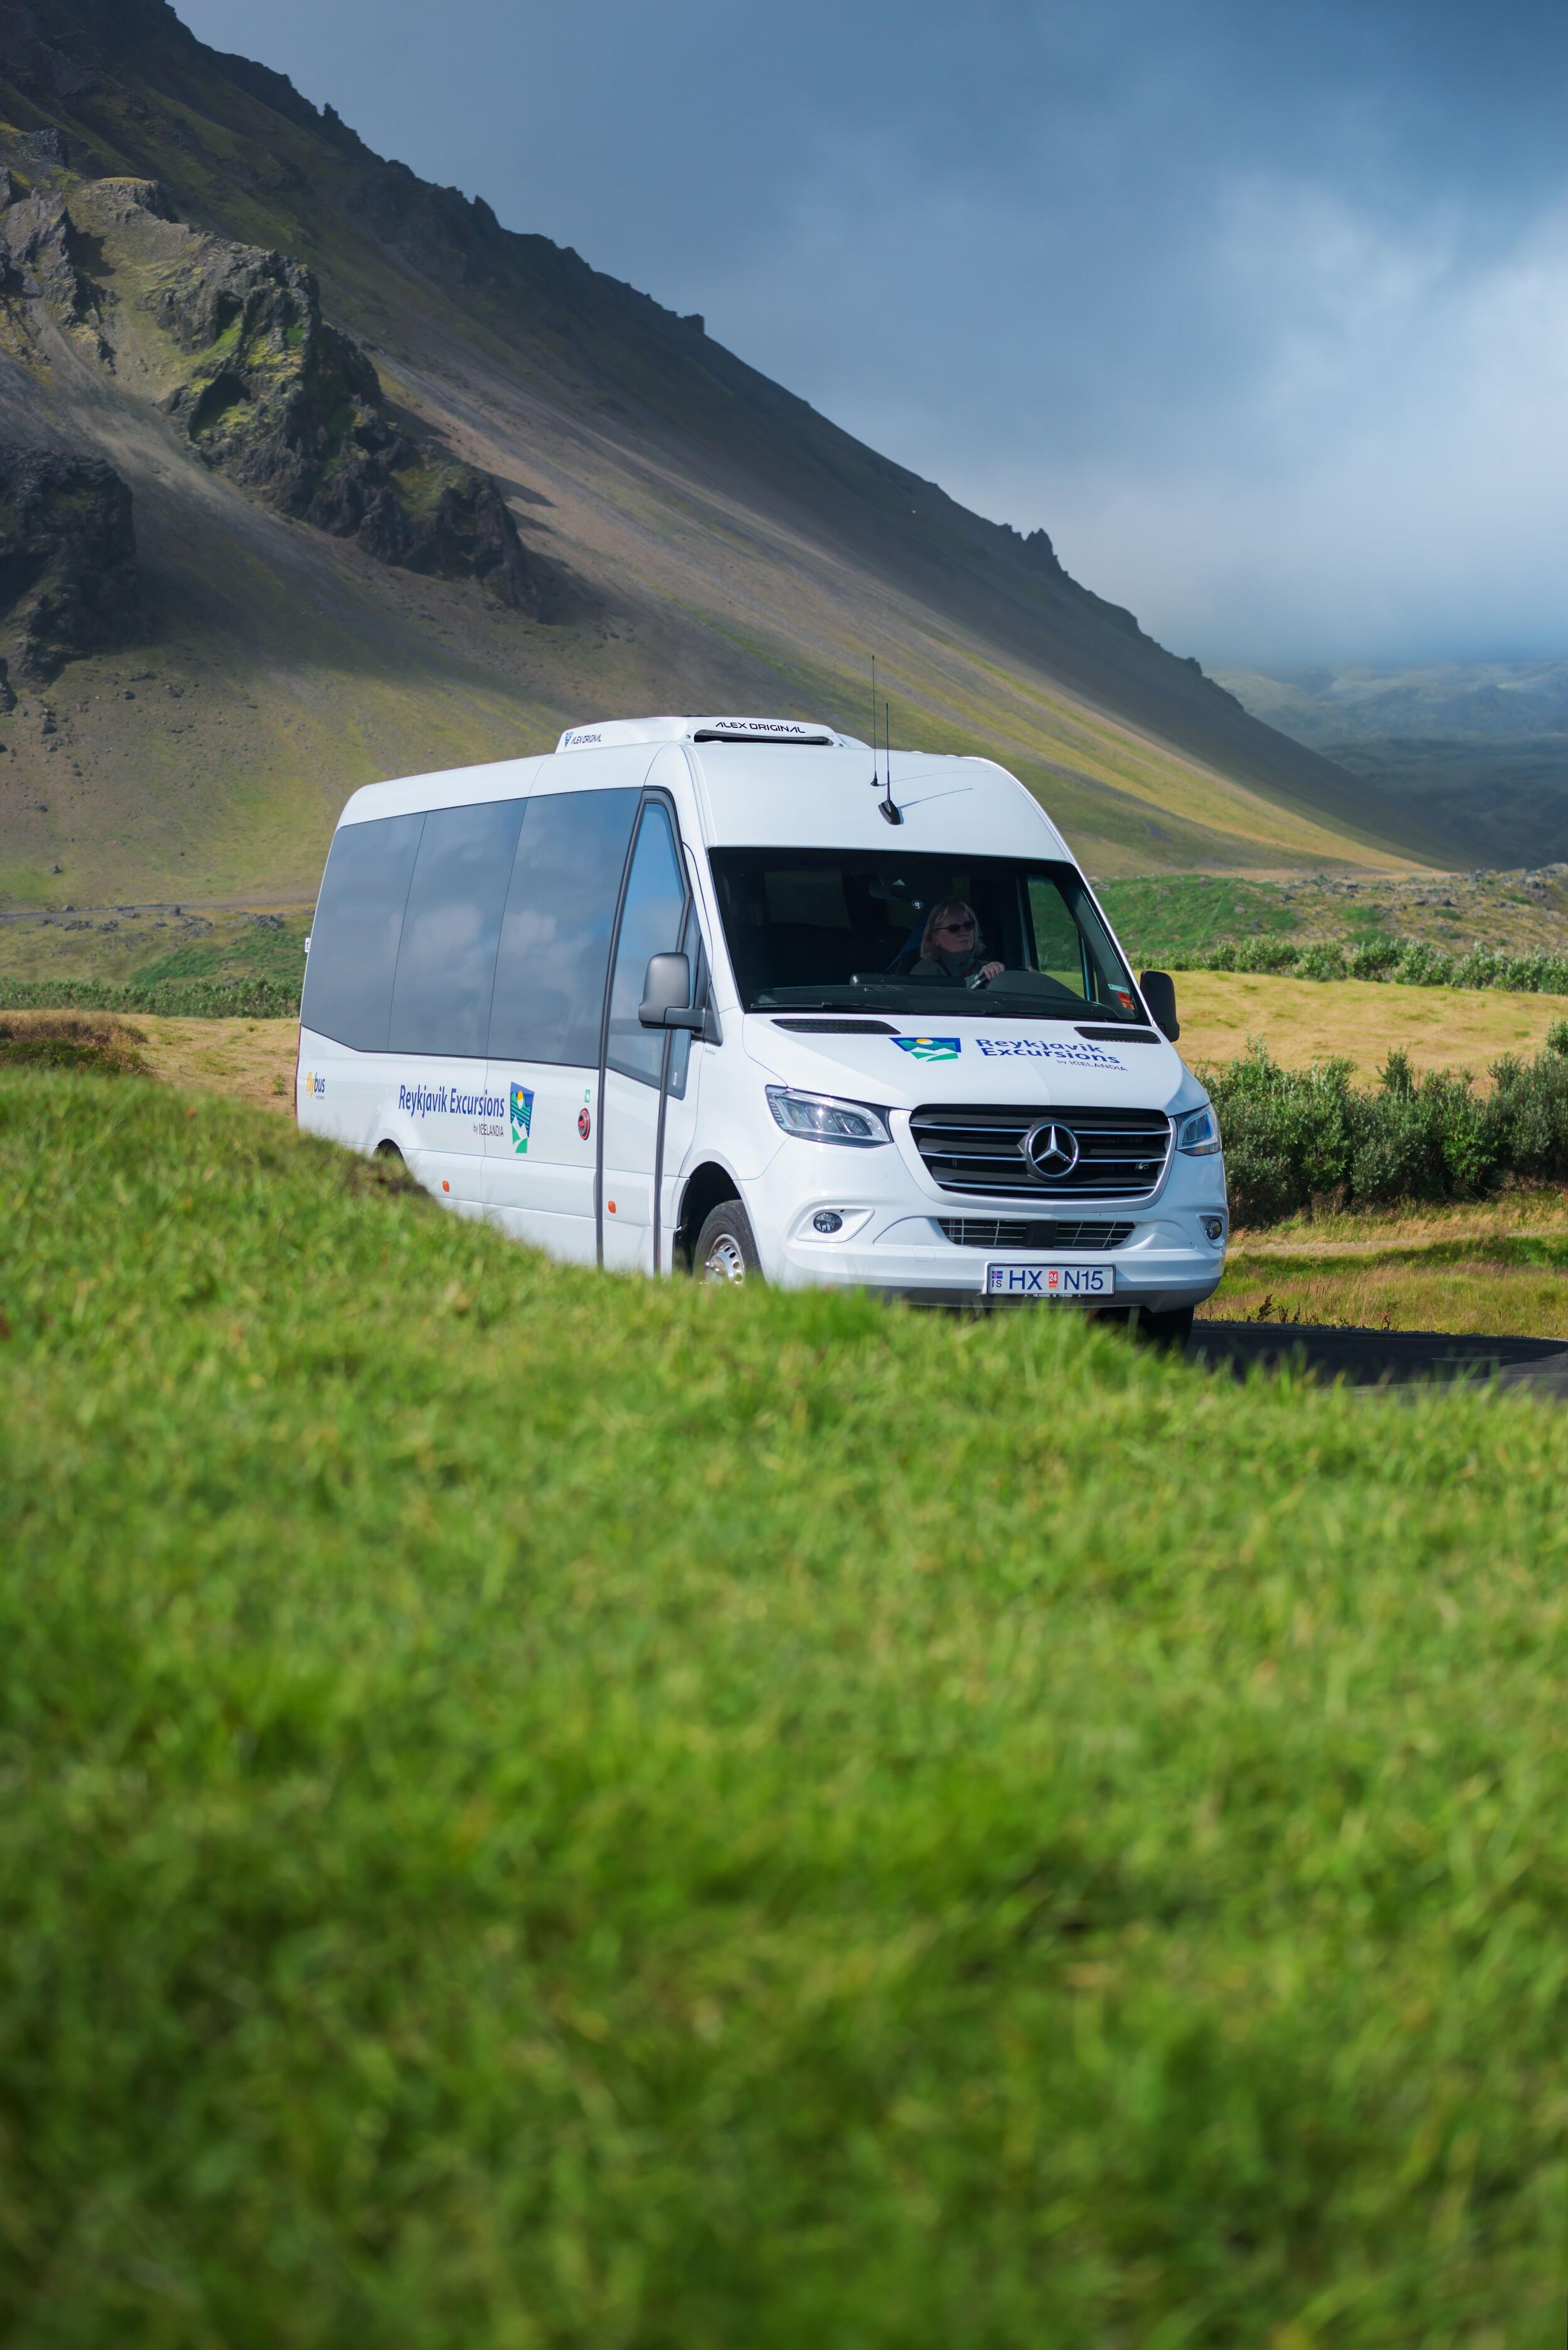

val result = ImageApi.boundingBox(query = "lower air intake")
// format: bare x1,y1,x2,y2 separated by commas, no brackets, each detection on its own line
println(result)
938,1218,1135,1250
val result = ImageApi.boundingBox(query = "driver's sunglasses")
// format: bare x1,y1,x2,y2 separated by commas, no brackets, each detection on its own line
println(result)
937,919,976,937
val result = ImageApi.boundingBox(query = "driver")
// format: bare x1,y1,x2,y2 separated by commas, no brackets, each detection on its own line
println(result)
911,899,1004,985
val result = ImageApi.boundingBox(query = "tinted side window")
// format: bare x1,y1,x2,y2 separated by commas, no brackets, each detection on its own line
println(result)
388,798,526,1057
301,812,425,1051
606,802,688,1087
489,789,640,1065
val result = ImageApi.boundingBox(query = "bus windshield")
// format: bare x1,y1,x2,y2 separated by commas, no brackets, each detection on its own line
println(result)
707,849,1143,1022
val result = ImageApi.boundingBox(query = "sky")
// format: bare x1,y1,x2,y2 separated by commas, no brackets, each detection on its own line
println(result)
175,0,1568,669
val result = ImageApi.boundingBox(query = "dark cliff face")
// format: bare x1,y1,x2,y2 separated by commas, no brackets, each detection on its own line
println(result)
153,234,541,609
0,440,140,682
0,125,552,662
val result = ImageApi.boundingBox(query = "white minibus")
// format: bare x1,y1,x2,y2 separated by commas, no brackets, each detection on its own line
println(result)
297,715,1226,1335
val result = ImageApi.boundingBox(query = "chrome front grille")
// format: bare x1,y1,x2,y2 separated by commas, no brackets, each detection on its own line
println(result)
910,1104,1173,1201
937,1218,1135,1250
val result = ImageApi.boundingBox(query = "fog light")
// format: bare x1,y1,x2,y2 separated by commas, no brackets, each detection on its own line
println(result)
1201,1214,1225,1244
813,1210,844,1235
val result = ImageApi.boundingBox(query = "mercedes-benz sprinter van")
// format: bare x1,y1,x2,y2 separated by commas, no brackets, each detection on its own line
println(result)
296,716,1226,1330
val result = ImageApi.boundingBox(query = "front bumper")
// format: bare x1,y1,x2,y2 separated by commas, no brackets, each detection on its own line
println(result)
742,1131,1227,1305
777,1214,1223,1307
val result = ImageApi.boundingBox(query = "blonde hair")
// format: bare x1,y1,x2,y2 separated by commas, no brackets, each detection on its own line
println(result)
919,899,981,959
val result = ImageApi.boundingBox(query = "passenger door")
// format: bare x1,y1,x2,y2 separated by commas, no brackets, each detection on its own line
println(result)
483,785,642,1262
601,798,703,1273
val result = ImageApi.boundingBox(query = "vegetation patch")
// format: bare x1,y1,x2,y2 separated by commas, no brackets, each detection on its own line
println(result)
0,974,298,1018
0,1009,148,1072
1207,1032,1568,1223
1103,869,1568,977
1,1074,1566,2341
1194,936,1568,994
1207,1235,1568,1340
1096,875,1300,963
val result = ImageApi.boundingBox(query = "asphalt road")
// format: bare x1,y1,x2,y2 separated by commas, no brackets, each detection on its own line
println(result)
1190,1322,1568,1400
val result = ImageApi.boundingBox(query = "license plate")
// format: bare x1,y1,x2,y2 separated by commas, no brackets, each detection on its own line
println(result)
984,1261,1115,1300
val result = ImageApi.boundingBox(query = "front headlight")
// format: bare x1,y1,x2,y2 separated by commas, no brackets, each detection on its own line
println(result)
1176,1103,1222,1156
766,1086,892,1147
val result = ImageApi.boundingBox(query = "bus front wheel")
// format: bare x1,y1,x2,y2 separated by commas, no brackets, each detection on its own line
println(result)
693,1200,761,1285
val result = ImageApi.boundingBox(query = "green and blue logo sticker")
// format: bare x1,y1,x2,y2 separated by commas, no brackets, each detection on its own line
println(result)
510,1083,535,1154
893,1036,961,1061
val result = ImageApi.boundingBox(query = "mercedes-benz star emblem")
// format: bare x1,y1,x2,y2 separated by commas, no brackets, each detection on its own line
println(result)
1024,1121,1080,1180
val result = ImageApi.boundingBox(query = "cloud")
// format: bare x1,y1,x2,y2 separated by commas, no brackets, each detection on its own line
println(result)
177,0,1568,664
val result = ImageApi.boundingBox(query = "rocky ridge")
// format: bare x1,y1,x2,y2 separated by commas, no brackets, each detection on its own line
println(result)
151,232,541,607
0,126,552,685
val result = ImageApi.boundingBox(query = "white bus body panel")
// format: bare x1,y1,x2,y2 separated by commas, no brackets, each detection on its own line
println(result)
298,731,1226,1307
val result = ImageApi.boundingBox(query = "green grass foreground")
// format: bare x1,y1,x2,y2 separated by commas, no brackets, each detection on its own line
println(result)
2,1075,1566,2345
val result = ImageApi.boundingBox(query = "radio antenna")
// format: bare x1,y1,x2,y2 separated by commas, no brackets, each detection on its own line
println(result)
869,655,880,790
879,696,903,826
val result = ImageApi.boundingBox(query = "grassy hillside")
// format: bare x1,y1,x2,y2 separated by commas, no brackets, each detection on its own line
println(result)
1175,969,1568,1079
1100,865,1568,969
1,1068,1565,2339
0,0,1445,909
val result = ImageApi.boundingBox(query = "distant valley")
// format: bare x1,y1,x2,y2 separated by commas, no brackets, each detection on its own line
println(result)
1215,661,1568,870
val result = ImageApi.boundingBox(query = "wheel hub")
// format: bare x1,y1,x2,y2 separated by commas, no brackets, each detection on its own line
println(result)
703,1232,748,1283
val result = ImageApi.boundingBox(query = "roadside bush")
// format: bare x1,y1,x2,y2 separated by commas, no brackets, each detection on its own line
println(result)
1490,1047,1568,1184
1205,1039,1568,1222
1205,1046,1358,1224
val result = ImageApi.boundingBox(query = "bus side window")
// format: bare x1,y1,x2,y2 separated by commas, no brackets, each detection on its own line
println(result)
488,789,641,1065
389,799,526,1058
301,811,426,1050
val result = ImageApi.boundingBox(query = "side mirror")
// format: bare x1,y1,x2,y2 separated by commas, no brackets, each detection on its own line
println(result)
639,951,704,1031
1139,970,1180,1041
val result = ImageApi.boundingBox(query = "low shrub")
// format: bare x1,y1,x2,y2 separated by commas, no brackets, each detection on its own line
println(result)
1295,940,1348,982
1209,1039,1568,1223
0,976,298,1019
1179,936,1568,997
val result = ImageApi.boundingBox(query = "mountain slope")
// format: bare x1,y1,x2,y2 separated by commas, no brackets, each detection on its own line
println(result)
0,0,1437,905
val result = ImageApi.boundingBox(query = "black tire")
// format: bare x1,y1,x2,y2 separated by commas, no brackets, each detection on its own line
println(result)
693,1198,762,1286
1135,1303,1194,1352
